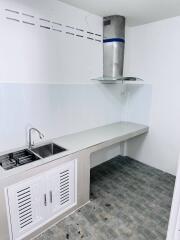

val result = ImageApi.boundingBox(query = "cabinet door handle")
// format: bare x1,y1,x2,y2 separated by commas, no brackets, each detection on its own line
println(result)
44,194,47,206
50,190,53,203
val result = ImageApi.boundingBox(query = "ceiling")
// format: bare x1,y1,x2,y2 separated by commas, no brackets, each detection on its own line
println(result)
59,0,180,26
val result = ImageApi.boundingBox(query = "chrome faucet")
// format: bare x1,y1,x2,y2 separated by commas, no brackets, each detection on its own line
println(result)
28,128,44,149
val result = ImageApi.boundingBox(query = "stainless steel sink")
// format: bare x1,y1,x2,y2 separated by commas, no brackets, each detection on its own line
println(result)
0,143,66,170
0,149,40,170
31,143,66,158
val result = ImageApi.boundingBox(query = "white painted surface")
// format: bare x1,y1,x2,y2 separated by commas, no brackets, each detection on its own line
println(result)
0,0,123,166
167,157,180,240
124,16,180,175
90,143,121,168
122,85,152,125
0,84,126,152
0,0,102,84
59,0,180,26
0,0,152,168
0,121,149,180
90,84,152,169
0,82,152,166
0,0,121,166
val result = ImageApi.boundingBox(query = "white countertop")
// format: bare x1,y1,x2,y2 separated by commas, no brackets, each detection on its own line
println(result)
0,121,149,180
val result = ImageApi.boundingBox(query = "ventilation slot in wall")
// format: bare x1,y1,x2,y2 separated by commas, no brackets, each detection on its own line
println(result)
75,28,84,38
66,25,75,30
22,21,35,26
87,31,93,35
95,33,102,42
65,25,75,36
87,37,94,41
40,18,51,30
52,28,62,32
52,22,62,26
76,34,83,38
5,8,20,23
2,7,102,43
76,28,84,32
52,21,62,32
66,32,74,36
86,31,102,42
40,25,50,30
87,31,94,41
17,187,33,229
22,12,35,26
60,170,70,206
5,8,19,14
6,17,20,23
22,13,34,18
39,18,50,23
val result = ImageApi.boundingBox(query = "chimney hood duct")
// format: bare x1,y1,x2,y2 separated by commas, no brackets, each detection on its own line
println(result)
94,15,142,83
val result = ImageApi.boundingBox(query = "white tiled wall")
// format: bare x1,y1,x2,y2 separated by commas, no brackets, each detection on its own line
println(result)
0,83,127,152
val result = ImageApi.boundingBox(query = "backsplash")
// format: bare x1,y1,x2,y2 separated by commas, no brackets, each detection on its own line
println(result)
0,0,152,153
0,83,151,152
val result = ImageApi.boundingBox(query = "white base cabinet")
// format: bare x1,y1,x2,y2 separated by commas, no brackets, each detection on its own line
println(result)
5,159,77,240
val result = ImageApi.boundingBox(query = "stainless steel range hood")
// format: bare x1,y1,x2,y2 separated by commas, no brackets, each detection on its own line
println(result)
93,15,142,83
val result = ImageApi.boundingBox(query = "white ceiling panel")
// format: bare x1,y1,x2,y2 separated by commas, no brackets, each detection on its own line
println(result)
59,0,180,26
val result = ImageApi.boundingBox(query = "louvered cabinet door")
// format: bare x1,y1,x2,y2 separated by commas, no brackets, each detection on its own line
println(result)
6,175,47,240
47,159,77,217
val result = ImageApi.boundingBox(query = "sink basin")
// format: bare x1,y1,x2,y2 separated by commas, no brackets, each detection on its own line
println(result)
31,143,66,158
0,149,40,170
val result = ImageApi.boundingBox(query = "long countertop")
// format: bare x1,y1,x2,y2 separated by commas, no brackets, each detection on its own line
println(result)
0,121,149,180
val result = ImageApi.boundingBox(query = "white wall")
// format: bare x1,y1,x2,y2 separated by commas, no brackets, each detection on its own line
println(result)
0,0,102,84
0,0,152,167
124,16,180,175
121,84,152,125
0,0,127,161
0,83,126,152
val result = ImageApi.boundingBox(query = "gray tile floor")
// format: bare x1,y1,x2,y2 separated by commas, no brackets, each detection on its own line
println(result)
35,156,175,240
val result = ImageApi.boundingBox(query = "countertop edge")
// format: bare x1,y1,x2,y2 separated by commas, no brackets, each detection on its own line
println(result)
0,122,149,180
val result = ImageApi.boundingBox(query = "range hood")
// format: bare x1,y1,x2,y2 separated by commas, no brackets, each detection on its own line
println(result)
93,15,142,83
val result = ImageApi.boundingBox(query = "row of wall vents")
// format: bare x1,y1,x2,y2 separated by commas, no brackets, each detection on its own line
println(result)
3,8,102,43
